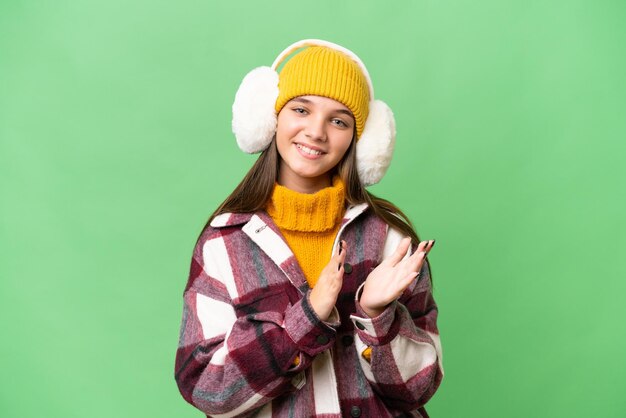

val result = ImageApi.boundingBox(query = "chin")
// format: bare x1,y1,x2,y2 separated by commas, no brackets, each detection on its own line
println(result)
289,163,323,178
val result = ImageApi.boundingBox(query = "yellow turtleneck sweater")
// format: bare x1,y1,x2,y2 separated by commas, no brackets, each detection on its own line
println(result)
266,177,346,288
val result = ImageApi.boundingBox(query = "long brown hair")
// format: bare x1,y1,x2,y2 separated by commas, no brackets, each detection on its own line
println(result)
206,137,421,245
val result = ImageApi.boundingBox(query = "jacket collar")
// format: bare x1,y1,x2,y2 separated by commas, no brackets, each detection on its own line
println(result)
210,202,369,229
210,212,254,228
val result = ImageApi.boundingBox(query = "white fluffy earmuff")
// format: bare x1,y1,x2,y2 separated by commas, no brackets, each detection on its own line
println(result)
356,100,397,186
231,39,396,186
231,66,279,153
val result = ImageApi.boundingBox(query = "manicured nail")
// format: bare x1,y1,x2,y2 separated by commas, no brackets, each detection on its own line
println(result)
431,239,436,248
339,241,343,255
338,263,341,271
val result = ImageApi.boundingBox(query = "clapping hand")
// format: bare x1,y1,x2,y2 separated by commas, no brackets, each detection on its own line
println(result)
309,240,347,321
359,238,434,318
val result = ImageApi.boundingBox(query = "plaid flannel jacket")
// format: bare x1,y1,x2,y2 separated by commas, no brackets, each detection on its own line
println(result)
175,203,443,417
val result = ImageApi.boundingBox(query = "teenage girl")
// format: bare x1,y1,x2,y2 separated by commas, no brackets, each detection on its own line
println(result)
175,39,443,418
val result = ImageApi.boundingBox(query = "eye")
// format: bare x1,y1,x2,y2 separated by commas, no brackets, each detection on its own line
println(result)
292,107,308,115
331,118,349,128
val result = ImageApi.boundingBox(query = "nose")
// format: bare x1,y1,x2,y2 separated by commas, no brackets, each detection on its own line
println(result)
304,115,327,142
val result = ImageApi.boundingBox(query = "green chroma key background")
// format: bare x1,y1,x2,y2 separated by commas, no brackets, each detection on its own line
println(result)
1,1,625,417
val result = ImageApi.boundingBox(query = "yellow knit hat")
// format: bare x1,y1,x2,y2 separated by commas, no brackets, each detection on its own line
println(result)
274,46,370,139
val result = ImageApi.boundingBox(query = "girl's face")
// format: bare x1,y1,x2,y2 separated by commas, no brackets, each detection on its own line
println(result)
275,95,355,193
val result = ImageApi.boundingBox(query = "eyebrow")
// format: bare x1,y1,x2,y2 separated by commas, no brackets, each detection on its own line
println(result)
291,97,355,119
335,108,355,118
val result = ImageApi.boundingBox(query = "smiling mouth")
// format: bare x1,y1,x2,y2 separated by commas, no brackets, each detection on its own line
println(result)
296,143,325,156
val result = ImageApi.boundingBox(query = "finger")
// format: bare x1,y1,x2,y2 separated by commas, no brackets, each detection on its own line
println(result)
405,249,427,274
409,241,432,271
330,241,346,264
335,241,348,263
423,239,436,254
335,240,347,271
335,263,345,285
335,240,347,256
385,237,412,266
417,240,430,252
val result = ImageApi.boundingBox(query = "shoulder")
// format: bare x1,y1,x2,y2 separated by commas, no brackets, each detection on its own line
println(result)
342,202,413,238
186,212,256,293
192,212,256,254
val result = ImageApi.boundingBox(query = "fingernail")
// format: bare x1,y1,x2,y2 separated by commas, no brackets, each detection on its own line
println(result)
338,263,341,271
339,241,343,255
431,240,436,248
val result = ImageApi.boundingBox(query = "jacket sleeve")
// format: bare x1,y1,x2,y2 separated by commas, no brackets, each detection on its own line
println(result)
174,228,339,417
348,227,444,411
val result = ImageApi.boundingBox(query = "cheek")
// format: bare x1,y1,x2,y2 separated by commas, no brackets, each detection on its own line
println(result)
275,134,290,163
276,111,302,136
275,120,292,152
336,133,354,156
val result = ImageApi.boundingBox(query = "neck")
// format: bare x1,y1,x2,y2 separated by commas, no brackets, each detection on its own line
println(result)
277,172,332,194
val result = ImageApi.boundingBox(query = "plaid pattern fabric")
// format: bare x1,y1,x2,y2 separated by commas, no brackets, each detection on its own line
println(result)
175,203,443,418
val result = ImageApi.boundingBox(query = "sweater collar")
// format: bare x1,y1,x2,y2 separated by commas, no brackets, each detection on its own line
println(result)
265,176,346,233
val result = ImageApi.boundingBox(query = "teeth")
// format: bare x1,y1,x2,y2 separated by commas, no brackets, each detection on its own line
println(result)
296,144,323,155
